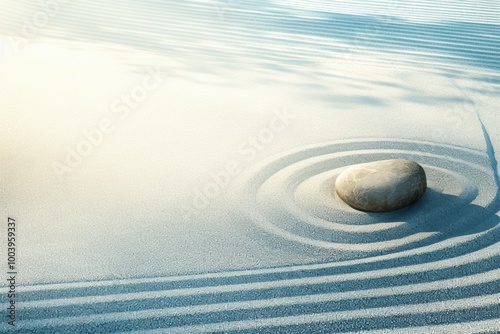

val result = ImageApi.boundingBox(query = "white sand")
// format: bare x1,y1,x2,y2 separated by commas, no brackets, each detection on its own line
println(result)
0,0,498,332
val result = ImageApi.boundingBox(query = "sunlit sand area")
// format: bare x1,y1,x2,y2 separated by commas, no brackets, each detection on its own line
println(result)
0,0,499,332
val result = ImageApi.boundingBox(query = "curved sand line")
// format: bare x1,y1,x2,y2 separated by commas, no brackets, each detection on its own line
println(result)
2,138,498,333
235,139,498,254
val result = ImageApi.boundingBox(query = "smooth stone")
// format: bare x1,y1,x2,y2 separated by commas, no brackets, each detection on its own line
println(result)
335,159,427,212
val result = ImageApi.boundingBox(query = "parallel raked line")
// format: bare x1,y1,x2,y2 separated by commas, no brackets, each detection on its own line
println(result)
112,293,500,334
15,243,499,310
3,221,497,298
16,267,500,323
348,319,500,334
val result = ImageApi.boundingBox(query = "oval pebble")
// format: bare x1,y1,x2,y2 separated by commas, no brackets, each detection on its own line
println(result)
335,159,427,212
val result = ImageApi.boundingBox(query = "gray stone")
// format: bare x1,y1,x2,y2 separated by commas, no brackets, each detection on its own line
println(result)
335,159,427,212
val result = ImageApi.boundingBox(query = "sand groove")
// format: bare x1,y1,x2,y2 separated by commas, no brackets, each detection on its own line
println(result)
2,138,498,333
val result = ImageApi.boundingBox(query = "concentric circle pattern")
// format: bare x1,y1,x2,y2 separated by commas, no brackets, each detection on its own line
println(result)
237,138,499,257
0,138,498,333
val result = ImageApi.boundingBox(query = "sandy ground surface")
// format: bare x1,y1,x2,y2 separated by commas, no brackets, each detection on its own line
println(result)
0,0,499,332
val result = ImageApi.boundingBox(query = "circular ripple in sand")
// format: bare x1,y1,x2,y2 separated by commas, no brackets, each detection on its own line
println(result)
235,138,499,256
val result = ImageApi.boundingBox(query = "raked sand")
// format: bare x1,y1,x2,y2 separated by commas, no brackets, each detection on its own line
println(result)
0,0,499,332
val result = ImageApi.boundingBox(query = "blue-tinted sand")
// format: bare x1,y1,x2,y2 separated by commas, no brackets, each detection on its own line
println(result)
0,0,499,333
